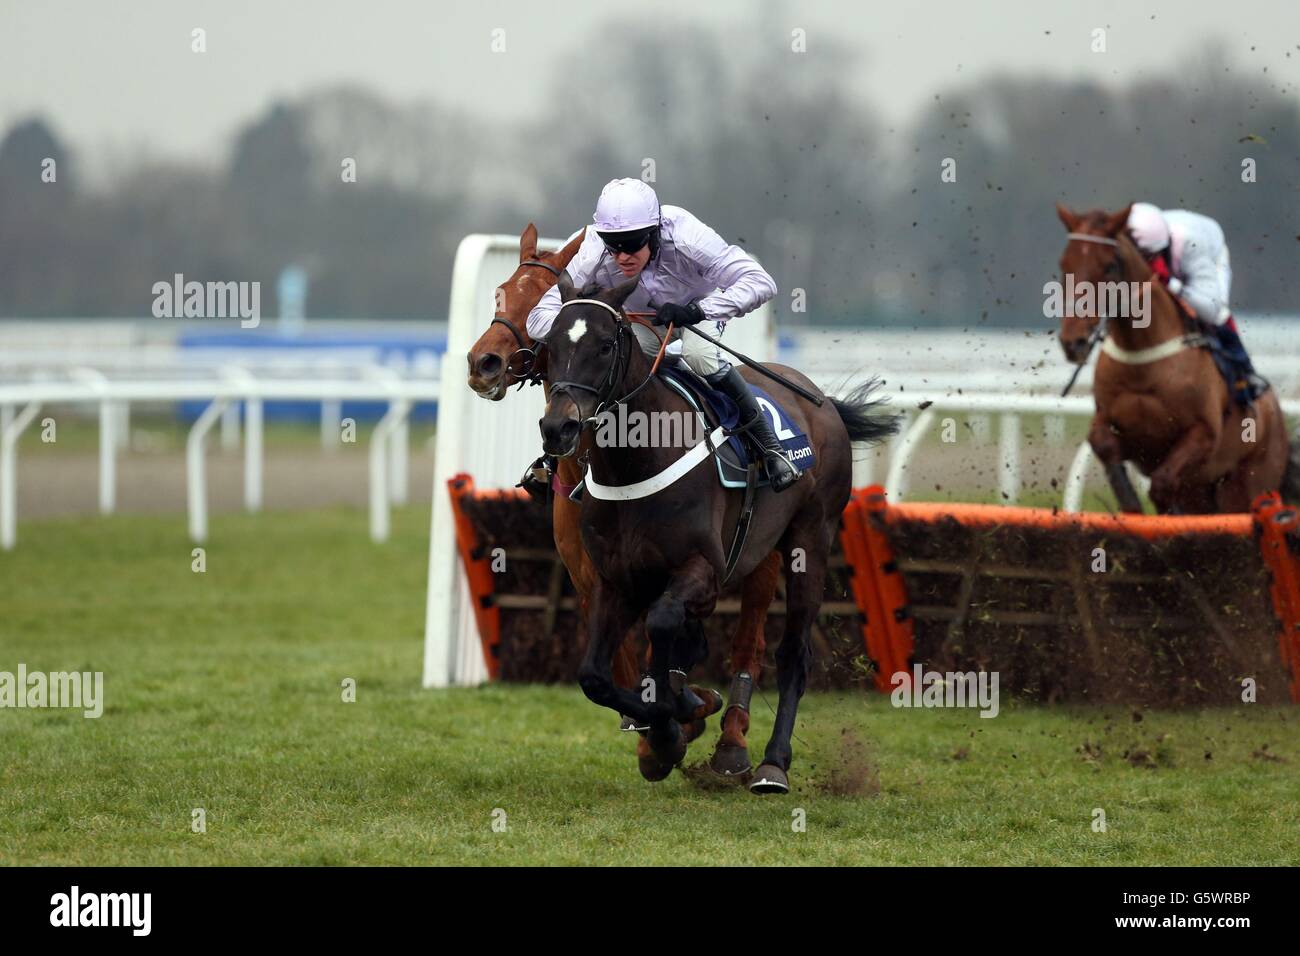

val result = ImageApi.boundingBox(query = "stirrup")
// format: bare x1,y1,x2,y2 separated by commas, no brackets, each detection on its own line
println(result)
516,455,552,503
764,451,801,491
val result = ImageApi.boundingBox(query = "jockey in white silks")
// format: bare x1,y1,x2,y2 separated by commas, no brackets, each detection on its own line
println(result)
1127,202,1266,403
527,178,801,491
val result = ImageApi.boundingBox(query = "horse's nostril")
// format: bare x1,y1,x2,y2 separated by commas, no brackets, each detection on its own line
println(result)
560,420,580,444
476,353,503,378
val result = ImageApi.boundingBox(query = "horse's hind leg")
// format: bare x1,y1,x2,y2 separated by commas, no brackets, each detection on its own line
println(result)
711,550,780,778
751,521,827,795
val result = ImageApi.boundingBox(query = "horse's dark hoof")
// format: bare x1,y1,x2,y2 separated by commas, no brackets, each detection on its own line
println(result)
684,686,724,722
709,743,752,778
637,735,675,782
749,763,790,795
648,721,688,767
619,715,648,733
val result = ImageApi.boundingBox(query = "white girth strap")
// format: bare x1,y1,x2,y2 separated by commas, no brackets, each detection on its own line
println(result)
583,426,729,501
1101,335,1189,365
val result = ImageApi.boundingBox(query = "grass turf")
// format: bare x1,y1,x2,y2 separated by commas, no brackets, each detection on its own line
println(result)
1,506,1297,866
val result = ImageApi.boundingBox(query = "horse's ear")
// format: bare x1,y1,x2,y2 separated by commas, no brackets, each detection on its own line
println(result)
1105,203,1133,237
1056,203,1080,231
557,271,577,302
552,227,586,270
519,223,539,262
602,275,641,310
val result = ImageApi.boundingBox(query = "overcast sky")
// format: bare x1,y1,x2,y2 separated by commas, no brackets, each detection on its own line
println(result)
2,0,1297,164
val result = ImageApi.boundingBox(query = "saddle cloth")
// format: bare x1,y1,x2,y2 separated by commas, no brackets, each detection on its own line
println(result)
657,365,816,489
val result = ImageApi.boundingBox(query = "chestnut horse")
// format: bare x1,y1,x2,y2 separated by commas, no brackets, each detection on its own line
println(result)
540,276,898,792
1056,203,1296,513
466,224,781,779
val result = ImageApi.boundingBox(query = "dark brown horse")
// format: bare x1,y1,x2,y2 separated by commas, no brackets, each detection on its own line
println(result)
1056,203,1295,513
466,224,781,779
539,276,897,792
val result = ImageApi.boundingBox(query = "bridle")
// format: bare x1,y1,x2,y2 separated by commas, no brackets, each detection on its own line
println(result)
1058,230,1191,394
547,299,664,427
491,259,562,386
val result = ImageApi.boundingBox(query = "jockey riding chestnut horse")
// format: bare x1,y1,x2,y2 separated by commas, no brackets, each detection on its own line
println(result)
1056,202,1296,513
1125,202,1266,405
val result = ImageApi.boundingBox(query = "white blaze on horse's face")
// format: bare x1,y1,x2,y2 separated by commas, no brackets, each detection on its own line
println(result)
567,319,587,344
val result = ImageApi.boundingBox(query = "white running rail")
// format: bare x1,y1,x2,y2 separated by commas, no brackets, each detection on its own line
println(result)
0,377,438,550
880,392,1300,512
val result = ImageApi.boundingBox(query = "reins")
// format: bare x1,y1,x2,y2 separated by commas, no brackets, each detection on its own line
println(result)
1059,231,1200,393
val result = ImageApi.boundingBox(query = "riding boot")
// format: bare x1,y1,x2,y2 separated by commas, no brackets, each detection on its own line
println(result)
1214,321,1268,404
516,454,554,504
707,365,800,492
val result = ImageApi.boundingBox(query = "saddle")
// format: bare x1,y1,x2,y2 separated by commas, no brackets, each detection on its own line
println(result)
1197,325,1269,408
656,364,816,489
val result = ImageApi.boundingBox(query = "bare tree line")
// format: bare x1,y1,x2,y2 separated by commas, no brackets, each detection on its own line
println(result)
1,27,1295,326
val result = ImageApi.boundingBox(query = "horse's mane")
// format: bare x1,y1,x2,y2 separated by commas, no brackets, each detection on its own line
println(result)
1115,231,1152,280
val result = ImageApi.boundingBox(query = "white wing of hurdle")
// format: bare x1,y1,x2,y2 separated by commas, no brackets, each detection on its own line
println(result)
423,232,775,688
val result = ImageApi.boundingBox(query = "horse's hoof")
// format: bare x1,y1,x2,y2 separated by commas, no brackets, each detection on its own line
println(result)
685,687,724,721
749,763,791,795
636,735,675,782
709,743,752,778
619,715,648,733
649,721,688,768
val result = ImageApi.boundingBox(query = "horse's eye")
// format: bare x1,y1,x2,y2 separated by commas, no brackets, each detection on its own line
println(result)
599,340,614,355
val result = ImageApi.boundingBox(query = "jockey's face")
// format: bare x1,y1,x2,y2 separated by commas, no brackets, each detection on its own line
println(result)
613,243,651,278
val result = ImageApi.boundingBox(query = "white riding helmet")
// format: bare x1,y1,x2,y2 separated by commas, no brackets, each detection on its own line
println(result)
1128,202,1171,256
593,178,661,232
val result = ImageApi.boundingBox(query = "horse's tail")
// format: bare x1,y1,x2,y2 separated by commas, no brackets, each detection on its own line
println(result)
831,377,900,446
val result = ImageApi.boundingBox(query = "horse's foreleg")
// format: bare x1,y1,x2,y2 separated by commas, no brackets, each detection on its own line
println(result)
554,494,640,691
1088,415,1143,513
639,554,720,776
1148,422,1215,514
711,550,780,778
752,526,826,795
576,580,662,730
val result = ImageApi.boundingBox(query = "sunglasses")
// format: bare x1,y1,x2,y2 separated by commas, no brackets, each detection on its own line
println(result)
598,228,653,256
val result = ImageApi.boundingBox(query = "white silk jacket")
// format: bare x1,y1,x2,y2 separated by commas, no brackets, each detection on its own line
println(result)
527,205,777,340
1163,208,1233,325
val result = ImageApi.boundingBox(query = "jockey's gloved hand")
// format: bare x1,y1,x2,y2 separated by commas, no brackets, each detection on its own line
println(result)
653,300,706,328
